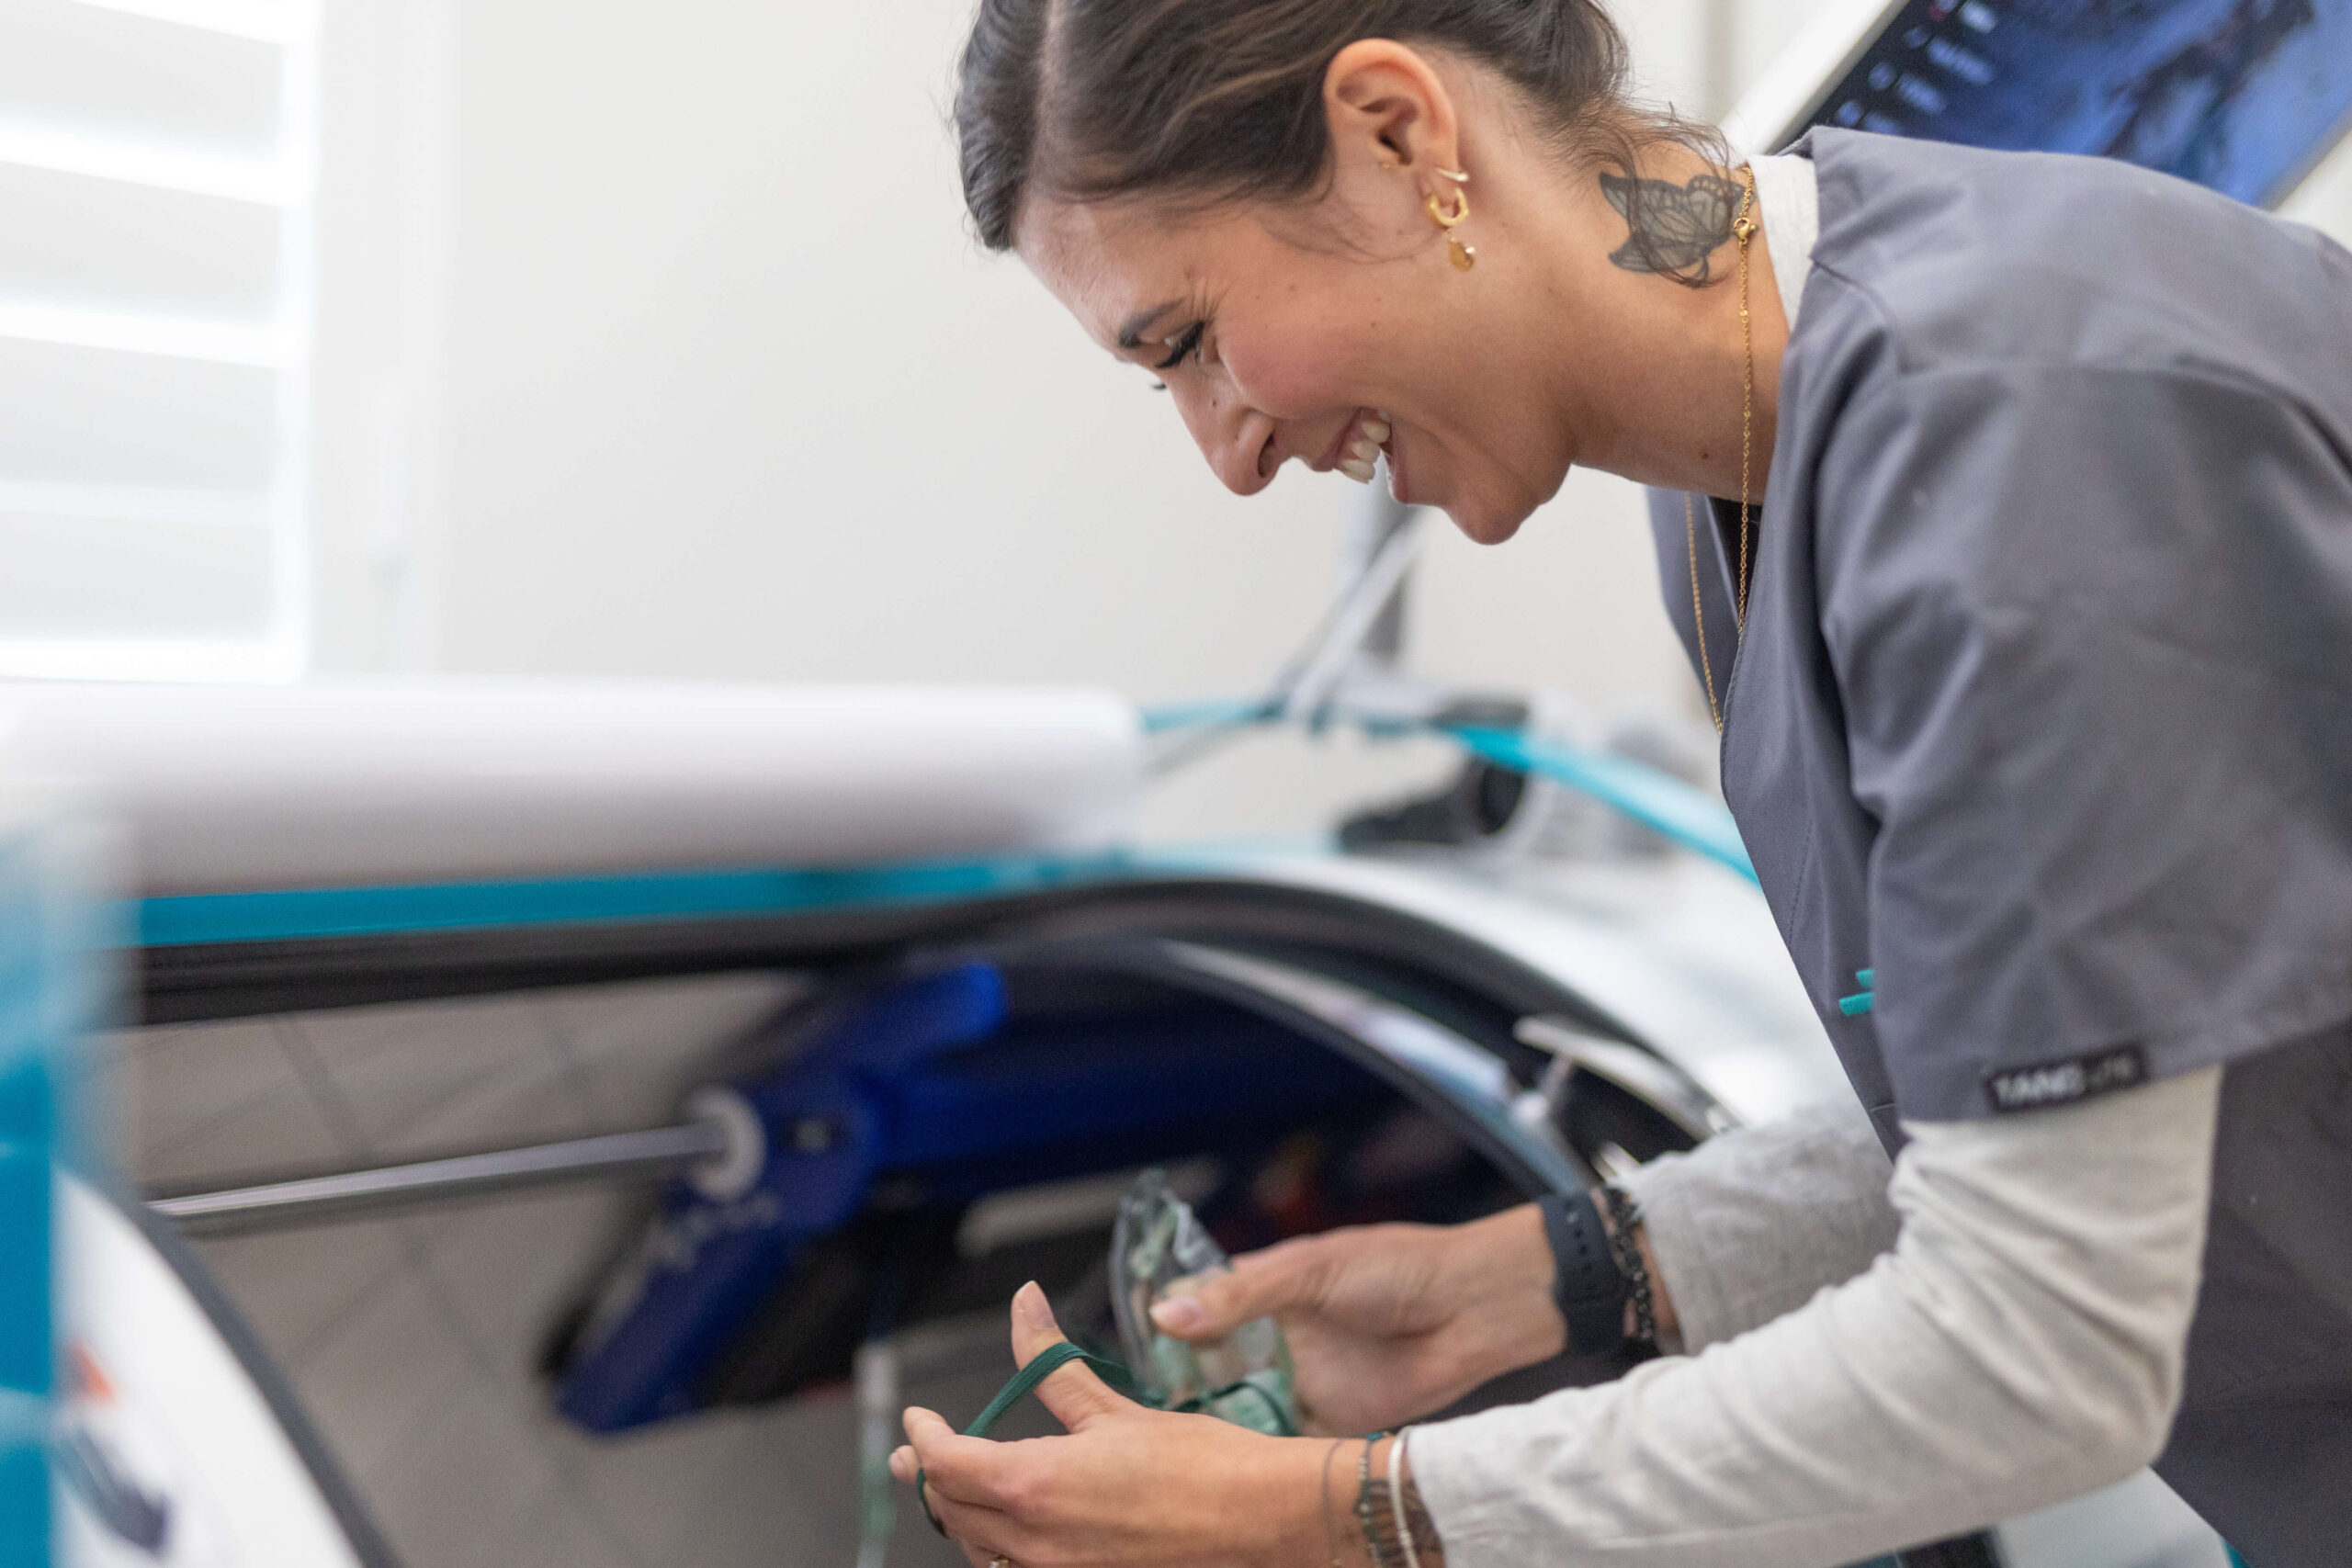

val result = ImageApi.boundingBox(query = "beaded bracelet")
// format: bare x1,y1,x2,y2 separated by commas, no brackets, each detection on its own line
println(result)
1356,1435,1389,1568
1600,1186,1658,1350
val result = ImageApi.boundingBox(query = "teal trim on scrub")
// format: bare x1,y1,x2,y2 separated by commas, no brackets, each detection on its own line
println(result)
1839,968,1877,1016
136,852,1133,949
2227,1546,2253,1568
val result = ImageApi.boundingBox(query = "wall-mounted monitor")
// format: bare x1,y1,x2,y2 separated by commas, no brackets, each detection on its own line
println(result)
1727,0,2352,209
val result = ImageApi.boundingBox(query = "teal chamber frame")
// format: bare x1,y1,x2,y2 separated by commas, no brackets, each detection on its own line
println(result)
136,852,1136,950
0,798,110,1568
0,833,51,1567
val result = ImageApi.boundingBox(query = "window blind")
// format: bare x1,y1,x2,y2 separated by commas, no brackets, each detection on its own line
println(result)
0,0,316,679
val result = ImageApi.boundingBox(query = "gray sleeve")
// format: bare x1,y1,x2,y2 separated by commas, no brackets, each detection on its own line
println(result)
1815,362,2352,1120
1410,1069,2219,1568
1616,1098,1896,1352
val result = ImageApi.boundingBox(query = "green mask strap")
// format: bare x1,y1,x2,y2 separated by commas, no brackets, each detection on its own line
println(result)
917,1341,1136,1537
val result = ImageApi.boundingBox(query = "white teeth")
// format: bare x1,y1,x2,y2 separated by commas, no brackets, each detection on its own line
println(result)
1332,409,1391,482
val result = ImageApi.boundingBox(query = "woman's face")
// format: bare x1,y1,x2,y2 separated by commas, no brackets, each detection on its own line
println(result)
1016,179,1585,545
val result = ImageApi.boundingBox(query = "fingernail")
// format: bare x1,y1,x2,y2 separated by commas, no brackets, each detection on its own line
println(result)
1016,1280,1056,1331
1149,1295,1204,1332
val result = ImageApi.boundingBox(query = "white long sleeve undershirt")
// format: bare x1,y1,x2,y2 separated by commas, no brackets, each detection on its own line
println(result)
1409,1069,2220,1567
1623,1094,1899,1354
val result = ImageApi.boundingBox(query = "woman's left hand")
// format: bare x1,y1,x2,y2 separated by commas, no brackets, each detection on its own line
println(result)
890,1281,1329,1568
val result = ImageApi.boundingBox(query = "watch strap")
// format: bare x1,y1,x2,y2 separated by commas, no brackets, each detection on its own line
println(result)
1540,1188,1629,1356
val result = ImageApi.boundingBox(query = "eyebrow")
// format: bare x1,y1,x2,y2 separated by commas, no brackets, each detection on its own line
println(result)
1115,299,1184,352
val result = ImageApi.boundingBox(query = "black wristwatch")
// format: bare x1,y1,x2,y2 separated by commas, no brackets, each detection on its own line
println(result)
1538,1188,1630,1355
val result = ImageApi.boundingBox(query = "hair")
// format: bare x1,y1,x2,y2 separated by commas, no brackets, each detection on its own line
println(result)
953,0,1725,282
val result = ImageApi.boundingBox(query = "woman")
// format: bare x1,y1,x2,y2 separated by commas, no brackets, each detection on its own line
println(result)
888,3,2352,1564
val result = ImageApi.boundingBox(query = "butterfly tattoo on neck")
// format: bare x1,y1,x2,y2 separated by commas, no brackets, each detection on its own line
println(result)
1600,171,1743,284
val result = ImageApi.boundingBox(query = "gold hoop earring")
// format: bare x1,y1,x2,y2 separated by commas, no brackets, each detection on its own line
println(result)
1424,187,1476,271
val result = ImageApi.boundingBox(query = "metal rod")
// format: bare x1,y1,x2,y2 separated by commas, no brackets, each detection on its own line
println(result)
149,1119,729,1235
1336,479,1417,668
1282,507,1425,726
1513,1016,1738,1141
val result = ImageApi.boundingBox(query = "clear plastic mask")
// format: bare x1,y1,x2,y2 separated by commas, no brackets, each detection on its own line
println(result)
1110,1168,1298,1435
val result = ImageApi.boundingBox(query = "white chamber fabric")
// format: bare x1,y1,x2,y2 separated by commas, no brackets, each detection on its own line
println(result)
1410,1069,2220,1568
0,680,1144,893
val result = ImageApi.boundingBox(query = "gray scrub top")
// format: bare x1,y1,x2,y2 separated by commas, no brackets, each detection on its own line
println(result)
1647,129,2352,1565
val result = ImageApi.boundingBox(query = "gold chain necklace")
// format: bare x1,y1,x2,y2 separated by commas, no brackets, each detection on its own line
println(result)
1685,164,1759,737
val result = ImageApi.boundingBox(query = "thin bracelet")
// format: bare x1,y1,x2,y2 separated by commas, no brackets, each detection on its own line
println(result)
1356,1436,1387,1568
1387,1429,1424,1568
1319,1438,1346,1568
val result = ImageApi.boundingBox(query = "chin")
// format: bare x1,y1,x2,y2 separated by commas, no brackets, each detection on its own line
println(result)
1439,491,1535,547
1401,445,1548,546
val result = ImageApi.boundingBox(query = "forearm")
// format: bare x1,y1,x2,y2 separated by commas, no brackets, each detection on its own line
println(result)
1410,1068,2218,1568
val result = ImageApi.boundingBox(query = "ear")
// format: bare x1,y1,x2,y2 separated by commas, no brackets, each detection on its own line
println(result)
1323,39,1464,187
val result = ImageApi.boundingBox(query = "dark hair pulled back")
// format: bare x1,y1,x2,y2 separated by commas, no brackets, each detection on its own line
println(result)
954,0,1722,280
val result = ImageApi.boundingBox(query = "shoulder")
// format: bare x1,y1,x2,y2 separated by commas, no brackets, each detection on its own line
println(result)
1789,130,2352,410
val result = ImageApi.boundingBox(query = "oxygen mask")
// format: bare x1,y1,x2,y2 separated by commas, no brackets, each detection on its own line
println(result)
1110,1168,1299,1436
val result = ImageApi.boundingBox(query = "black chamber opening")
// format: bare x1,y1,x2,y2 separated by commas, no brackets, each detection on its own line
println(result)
649,956,1684,1416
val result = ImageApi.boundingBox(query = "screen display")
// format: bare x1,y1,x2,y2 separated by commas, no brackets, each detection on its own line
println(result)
1804,0,2352,207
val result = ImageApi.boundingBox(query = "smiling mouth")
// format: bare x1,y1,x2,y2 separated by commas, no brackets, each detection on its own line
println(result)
1321,409,1393,482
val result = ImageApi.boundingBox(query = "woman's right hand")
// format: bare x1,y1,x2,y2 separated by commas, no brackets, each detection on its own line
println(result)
1148,1202,1566,1435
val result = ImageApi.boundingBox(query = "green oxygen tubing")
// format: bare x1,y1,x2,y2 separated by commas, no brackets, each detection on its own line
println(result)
914,1339,1296,1537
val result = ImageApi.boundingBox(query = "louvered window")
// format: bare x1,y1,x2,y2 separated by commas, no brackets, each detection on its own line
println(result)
0,0,315,678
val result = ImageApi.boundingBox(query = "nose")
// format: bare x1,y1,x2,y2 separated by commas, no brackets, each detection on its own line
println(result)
1175,381,1277,497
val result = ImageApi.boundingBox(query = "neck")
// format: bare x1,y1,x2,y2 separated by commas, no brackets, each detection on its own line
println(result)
1509,145,1792,501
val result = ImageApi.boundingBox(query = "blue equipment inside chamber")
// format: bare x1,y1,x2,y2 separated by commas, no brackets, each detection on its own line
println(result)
552,960,1518,1433
1804,0,2352,206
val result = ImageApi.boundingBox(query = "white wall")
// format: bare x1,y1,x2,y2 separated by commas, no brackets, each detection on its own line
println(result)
307,0,1751,842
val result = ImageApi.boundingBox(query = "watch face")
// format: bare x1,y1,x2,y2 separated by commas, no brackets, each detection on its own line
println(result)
1807,0,2352,207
